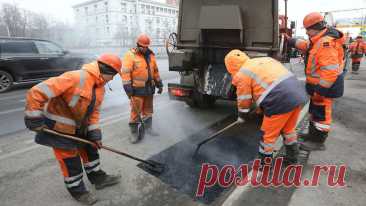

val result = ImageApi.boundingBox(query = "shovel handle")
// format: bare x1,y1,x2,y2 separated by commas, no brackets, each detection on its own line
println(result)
42,128,155,167
197,120,239,148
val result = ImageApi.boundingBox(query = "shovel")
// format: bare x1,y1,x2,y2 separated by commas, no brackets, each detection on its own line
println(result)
193,120,240,157
43,128,165,175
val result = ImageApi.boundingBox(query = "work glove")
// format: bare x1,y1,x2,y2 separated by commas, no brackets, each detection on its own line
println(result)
156,80,163,94
93,140,103,149
237,112,248,124
24,116,45,132
123,84,133,98
237,117,245,124
157,86,163,94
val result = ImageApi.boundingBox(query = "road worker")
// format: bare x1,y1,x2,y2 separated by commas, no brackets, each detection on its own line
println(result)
24,54,122,205
287,12,346,151
224,49,307,166
121,34,163,144
349,36,365,74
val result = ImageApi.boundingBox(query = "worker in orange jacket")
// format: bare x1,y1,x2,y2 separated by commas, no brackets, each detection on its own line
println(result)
121,34,163,144
24,54,122,205
349,36,365,74
225,50,307,165
287,12,346,151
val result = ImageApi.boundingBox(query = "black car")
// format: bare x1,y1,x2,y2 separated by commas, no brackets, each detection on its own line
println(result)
0,37,95,93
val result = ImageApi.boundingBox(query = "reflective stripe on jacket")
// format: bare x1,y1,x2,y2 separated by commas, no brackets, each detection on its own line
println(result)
121,48,162,96
233,57,307,116
294,28,345,98
25,62,105,149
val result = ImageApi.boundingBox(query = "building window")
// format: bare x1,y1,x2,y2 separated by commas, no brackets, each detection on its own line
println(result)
76,8,79,12
96,16,98,22
164,8,167,13
121,2,126,12
106,15,109,23
85,6,88,14
104,1,108,11
106,27,110,34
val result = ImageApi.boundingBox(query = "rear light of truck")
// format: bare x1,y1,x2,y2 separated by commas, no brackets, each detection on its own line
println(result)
169,88,191,97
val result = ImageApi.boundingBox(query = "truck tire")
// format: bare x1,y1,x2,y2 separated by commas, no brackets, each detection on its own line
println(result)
185,91,216,108
0,70,14,93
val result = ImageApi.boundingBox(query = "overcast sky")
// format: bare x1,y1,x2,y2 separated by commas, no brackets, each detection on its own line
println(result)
0,0,365,25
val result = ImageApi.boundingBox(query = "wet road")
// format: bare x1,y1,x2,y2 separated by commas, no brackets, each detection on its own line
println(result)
0,58,177,137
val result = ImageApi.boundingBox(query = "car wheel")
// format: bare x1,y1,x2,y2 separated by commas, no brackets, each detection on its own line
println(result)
0,70,14,93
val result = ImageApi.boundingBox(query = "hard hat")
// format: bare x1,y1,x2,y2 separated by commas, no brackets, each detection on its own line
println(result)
224,49,250,75
97,53,122,74
303,12,324,29
136,34,151,47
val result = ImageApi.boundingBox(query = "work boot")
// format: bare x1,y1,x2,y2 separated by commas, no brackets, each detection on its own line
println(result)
283,144,299,166
250,153,273,172
300,129,328,151
144,117,159,136
128,122,140,144
298,122,317,142
90,170,121,190
74,192,98,205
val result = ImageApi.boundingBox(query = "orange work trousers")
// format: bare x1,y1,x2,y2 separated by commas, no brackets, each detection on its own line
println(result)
259,105,302,156
309,93,333,132
53,145,100,197
130,96,154,123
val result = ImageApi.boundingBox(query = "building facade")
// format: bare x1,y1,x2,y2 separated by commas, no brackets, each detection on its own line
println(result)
73,0,179,47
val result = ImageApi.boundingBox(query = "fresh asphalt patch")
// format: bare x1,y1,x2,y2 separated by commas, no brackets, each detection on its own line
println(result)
138,115,262,204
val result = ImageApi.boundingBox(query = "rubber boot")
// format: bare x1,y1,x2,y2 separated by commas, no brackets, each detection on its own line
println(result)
283,144,299,166
89,170,121,190
300,129,328,151
298,121,317,142
128,123,140,144
250,153,273,172
144,117,159,136
74,192,98,205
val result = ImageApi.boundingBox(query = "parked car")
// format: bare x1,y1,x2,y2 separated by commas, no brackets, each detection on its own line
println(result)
0,37,96,93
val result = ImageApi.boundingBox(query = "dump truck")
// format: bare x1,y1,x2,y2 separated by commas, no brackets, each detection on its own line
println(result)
166,0,294,107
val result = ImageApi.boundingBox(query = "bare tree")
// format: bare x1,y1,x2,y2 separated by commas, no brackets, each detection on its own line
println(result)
1,3,26,37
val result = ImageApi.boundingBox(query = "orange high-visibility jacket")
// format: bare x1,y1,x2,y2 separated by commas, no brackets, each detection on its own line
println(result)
294,28,345,98
233,57,306,116
25,62,105,138
121,48,162,96
349,40,366,61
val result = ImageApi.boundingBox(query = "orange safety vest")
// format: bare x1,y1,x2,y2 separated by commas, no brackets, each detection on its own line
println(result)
121,48,162,95
233,57,306,116
349,40,366,59
295,28,345,98
25,62,105,135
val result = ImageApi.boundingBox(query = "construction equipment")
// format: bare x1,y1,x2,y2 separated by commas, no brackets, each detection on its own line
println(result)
193,120,240,156
43,128,165,175
167,0,295,108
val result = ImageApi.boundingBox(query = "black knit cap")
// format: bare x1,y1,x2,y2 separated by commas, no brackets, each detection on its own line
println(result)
98,61,118,75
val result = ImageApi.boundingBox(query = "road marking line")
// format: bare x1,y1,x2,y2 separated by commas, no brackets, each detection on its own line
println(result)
0,107,24,115
0,101,176,161
0,93,26,101
0,145,41,161
19,99,26,102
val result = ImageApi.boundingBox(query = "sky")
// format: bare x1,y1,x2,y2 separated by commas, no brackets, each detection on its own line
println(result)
0,0,365,29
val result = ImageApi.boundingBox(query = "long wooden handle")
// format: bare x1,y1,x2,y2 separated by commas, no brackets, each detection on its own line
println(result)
42,128,155,166
196,120,239,148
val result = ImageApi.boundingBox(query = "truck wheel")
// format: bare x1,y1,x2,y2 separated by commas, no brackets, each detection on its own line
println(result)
0,70,14,93
185,91,216,108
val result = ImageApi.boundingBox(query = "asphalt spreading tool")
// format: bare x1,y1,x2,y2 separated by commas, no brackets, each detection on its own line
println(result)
193,120,240,156
43,128,165,175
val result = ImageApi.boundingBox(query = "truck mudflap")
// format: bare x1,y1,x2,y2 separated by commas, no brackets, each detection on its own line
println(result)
168,83,194,101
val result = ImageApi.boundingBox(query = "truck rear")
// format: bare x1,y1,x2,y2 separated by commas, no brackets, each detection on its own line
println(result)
167,0,292,107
